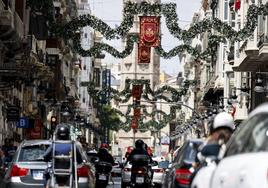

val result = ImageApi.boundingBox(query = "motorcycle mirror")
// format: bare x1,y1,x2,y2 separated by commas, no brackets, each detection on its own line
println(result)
91,157,99,164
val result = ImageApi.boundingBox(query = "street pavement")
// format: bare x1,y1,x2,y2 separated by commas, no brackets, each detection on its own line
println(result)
108,177,121,188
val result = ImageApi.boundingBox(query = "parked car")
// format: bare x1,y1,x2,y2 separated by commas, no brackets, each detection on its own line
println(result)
207,103,268,188
164,139,203,188
0,139,95,188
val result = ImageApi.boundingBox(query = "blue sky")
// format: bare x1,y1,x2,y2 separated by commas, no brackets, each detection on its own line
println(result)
89,0,202,76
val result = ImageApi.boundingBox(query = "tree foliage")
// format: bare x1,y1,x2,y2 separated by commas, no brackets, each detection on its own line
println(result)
97,105,121,131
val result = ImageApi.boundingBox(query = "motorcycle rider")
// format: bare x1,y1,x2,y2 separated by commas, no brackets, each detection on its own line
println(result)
97,143,115,165
43,124,82,188
190,112,235,187
127,140,152,162
127,139,153,186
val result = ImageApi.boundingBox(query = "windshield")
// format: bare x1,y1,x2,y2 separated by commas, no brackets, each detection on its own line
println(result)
18,144,49,162
225,113,268,157
184,141,202,163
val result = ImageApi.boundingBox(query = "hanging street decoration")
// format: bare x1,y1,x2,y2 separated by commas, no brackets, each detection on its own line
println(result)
138,45,151,64
87,79,196,104
86,79,196,132
132,84,143,99
58,1,268,60
115,104,182,132
235,0,241,11
140,16,160,47
132,84,142,127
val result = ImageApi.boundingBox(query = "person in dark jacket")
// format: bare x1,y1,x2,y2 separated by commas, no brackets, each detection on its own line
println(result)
127,140,152,162
97,143,115,165
43,124,81,188
127,140,154,185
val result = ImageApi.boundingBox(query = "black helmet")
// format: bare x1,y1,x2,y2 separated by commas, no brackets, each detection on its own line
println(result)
56,124,70,140
135,139,144,149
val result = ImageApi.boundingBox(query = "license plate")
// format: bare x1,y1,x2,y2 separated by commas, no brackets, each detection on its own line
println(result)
136,177,144,183
32,170,43,180
99,175,107,180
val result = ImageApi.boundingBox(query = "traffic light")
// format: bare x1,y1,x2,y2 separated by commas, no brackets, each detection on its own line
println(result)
51,116,57,127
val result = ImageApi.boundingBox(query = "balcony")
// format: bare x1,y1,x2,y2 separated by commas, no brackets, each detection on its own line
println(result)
14,12,23,38
258,34,268,62
233,38,260,72
0,62,23,76
0,0,4,11
0,5,24,41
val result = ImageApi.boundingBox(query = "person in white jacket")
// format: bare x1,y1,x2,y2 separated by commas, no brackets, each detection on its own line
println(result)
190,112,235,188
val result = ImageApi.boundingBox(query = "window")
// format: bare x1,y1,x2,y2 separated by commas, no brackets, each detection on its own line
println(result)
19,144,49,162
84,33,87,38
225,114,268,157
224,0,229,20
231,12,235,27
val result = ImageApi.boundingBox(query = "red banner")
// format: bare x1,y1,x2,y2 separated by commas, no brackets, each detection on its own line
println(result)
138,45,151,64
132,85,143,99
140,16,160,47
131,118,138,130
134,108,141,118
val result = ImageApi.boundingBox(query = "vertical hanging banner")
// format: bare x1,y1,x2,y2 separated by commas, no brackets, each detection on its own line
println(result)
132,85,143,99
131,118,138,130
138,45,151,64
235,0,241,11
140,16,160,47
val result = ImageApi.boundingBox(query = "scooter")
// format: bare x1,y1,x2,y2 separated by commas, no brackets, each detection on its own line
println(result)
130,155,152,188
95,161,113,188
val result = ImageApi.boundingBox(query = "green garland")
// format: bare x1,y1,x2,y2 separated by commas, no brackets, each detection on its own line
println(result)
87,79,196,103
72,34,139,58
87,79,195,131
116,105,182,132
60,1,268,59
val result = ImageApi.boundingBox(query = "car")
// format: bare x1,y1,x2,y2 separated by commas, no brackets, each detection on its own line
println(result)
207,103,268,188
0,139,95,188
152,160,170,187
111,160,122,177
121,161,132,188
86,149,98,163
163,139,203,188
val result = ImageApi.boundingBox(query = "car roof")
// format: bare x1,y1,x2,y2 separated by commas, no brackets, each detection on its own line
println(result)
249,102,268,118
21,139,51,147
21,139,82,147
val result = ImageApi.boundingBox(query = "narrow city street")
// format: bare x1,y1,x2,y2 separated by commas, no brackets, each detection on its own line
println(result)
0,0,268,188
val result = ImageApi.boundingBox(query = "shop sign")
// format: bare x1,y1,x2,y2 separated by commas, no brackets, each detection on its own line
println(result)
16,117,29,128
7,105,20,121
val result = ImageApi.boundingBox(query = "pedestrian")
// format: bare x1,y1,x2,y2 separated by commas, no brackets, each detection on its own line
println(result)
6,139,17,163
1,138,9,158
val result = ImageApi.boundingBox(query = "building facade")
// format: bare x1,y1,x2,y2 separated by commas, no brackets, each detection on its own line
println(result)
0,0,96,145
117,0,161,153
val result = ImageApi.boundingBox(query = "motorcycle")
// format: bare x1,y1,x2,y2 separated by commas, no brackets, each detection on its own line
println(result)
130,154,153,188
95,161,113,188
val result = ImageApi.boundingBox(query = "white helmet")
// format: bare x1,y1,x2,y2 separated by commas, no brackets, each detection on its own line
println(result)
213,112,234,131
